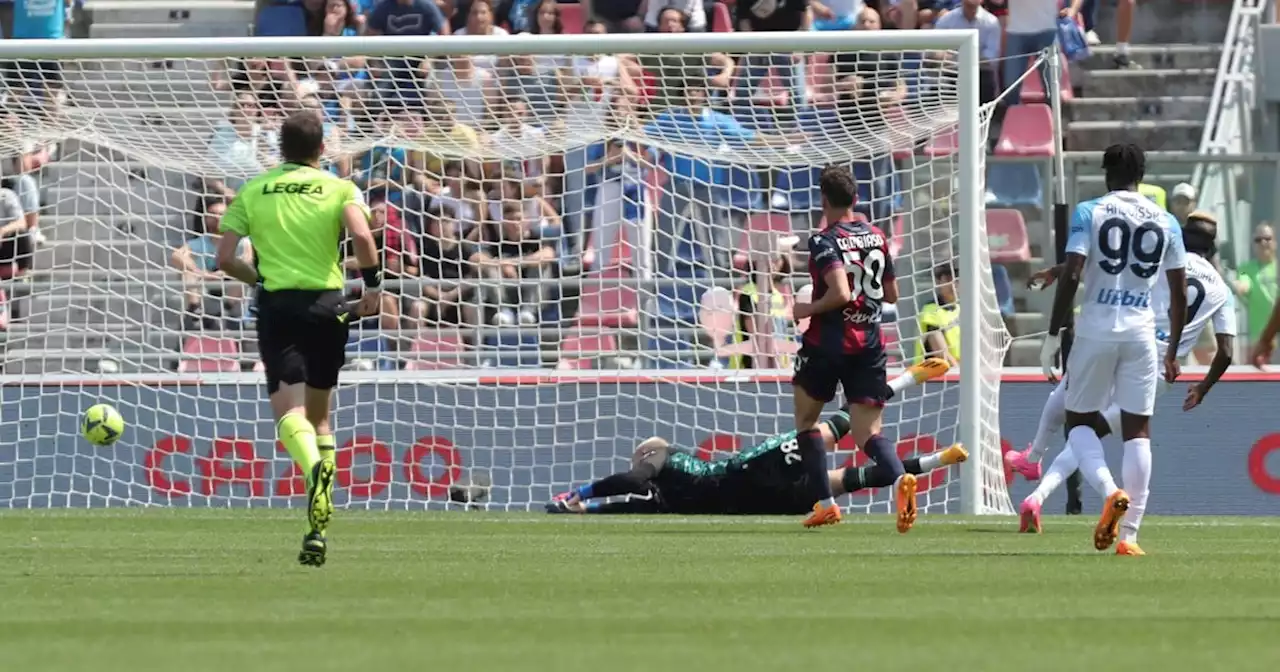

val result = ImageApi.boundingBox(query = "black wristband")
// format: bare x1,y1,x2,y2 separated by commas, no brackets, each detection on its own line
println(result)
360,266,383,289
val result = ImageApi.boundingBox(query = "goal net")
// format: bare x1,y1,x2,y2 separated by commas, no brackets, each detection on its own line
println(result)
0,33,1014,514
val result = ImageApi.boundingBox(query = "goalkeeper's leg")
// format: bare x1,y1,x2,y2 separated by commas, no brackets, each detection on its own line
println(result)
830,444,969,497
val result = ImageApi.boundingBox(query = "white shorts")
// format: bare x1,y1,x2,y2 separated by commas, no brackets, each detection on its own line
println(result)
1065,336,1158,416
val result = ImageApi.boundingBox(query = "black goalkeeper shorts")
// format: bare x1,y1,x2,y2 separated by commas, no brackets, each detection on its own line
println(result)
256,289,350,394
793,344,892,408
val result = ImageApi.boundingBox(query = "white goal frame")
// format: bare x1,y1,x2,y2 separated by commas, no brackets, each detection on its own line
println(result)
0,30,989,514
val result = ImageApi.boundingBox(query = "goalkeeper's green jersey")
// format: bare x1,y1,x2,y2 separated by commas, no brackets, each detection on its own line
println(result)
665,412,851,477
221,163,369,292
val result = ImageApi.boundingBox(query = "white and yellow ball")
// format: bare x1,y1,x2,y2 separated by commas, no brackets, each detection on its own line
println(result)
81,404,125,446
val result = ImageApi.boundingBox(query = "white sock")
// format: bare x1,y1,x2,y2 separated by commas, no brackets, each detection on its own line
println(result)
1027,381,1068,461
888,371,915,394
1119,438,1152,543
1117,42,1131,55
1027,443,1080,505
1067,425,1118,497
1101,404,1123,437
917,452,943,472
819,496,836,508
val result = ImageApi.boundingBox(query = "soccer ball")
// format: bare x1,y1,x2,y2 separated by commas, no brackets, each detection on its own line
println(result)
82,404,125,446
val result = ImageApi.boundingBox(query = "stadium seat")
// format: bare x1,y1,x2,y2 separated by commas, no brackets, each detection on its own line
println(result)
711,2,733,32
1020,58,1073,104
578,268,640,329
986,163,1044,208
557,332,618,370
882,324,903,366
985,209,1032,264
405,335,468,370
994,104,1054,157
774,167,820,212
559,2,585,33
656,264,706,327
346,334,396,371
178,336,240,373
727,166,765,211
254,4,307,37
480,332,541,368
922,128,958,157
644,337,702,369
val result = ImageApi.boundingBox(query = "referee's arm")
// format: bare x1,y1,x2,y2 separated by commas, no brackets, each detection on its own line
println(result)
216,196,260,286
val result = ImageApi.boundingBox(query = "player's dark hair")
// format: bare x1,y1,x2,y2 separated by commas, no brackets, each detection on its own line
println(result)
1183,212,1219,258
819,165,857,209
279,109,326,165
1101,143,1145,192
933,263,955,281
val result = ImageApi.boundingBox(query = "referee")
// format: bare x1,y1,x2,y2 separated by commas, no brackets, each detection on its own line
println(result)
216,110,382,568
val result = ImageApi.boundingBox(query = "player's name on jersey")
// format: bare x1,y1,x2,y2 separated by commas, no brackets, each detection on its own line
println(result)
836,233,885,251
261,182,326,196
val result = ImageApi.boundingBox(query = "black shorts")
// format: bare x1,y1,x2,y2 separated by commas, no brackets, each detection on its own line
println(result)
793,344,892,407
732,450,813,515
256,289,350,394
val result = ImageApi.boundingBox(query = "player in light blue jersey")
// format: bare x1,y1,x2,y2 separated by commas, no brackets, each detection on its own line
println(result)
1039,144,1188,554
1009,213,1234,551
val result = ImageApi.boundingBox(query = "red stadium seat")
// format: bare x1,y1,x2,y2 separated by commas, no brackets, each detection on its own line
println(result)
578,268,639,329
711,2,733,32
922,127,958,157
557,332,618,370
882,323,903,366
1020,58,1073,104
985,209,1032,264
558,2,585,33
178,336,240,373
994,104,1054,157
405,335,467,370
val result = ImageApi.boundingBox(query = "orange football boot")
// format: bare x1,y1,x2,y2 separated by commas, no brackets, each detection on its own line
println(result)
803,501,842,528
1115,540,1146,556
1093,489,1130,551
895,473,918,534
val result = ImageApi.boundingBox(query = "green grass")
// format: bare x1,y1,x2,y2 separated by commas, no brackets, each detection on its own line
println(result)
0,511,1277,672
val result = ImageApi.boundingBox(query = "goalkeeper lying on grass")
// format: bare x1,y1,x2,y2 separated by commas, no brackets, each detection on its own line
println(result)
547,358,966,516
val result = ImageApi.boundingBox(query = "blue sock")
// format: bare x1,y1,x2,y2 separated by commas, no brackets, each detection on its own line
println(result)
863,434,905,481
798,428,835,506
576,484,594,500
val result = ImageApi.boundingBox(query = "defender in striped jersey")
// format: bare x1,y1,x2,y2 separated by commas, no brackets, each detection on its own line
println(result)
546,359,960,515
1007,213,1233,552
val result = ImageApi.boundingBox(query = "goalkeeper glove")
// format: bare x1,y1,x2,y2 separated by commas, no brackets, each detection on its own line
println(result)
1039,332,1061,383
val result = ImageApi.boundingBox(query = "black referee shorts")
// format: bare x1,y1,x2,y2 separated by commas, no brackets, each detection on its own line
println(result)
256,289,350,394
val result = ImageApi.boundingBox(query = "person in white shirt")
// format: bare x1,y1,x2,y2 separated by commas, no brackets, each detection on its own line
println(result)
454,0,509,73
643,0,706,31
1039,143,1187,556
1012,212,1231,555
811,0,863,30
933,0,1001,104
1003,0,1081,106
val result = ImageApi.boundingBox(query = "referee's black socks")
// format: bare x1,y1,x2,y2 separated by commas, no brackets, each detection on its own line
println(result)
797,428,835,505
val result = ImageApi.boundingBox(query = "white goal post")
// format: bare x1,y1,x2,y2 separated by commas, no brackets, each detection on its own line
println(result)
0,30,1013,515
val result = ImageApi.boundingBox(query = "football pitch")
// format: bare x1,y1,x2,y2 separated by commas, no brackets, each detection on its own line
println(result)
0,511,1277,672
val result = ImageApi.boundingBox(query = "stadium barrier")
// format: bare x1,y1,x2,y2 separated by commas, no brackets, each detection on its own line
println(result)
3,370,1278,514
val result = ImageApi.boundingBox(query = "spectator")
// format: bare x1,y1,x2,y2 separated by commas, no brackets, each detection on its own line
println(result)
435,55,494,125
1002,0,1080,108
494,54,563,119
305,0,359,34
916,264,960,365
367,0,450,100
1,140,45,246
811,0,861,30
345,197,417,331
642,7,736,108
581,135,646,272
0,184,31,282
473,199,558,325
418,201,481,327
879,0,920,29
211,58,299,114
1170,182,1197,225
527,0,561,35
404,90,482,184
352,110,412,205
735,0,809,107
1111,0,1137,68
730,252,796,370
170,200,252,330
8,0,70,107
1137,181,1166,210
933,0,1001,104
456,0,510,74
208,92,274,188
644,0,706,31
487,177,560,231
489,96,548,178
504,0,541,32
433,160,488,232
582,0,643,33
644,76,761,272
1234,223,1277,355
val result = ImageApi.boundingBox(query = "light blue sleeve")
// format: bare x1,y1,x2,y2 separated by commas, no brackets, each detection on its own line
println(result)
1162,212,1187,270
1065,201,1094,257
